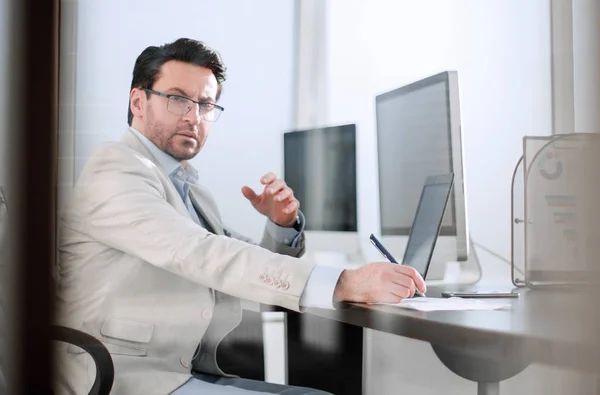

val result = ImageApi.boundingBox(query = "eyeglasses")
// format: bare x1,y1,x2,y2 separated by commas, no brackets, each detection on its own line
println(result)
143,88,224,122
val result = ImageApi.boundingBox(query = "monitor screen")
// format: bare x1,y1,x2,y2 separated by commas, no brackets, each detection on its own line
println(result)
284,124,357,232
376,72,457,236
402,174,454,278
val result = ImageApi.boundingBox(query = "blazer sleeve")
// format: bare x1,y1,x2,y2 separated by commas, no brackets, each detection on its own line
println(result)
74,144,315,312
223,227,305,259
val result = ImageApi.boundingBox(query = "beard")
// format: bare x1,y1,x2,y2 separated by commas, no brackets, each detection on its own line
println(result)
146,110,203,162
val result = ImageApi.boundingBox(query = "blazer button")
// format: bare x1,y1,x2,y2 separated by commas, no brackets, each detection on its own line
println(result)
180,357,190,368
259,273,266,282
201,309,213,320
281,281,290,290
274,279,282,288
266,277,274,285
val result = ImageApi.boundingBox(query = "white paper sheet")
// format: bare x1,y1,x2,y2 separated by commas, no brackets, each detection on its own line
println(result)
375,297,511,312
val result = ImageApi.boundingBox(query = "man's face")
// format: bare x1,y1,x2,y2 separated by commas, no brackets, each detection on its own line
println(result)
131,60,219,161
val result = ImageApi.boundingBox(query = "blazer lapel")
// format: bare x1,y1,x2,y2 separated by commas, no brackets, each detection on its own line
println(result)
188,188,224,236
120,128,223,234
119,129,194,220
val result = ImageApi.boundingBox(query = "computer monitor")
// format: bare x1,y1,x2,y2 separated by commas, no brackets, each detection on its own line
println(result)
375,71,473,281
283,124,359,264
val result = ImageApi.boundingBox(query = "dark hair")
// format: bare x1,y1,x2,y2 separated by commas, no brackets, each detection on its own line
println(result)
127,38,227,125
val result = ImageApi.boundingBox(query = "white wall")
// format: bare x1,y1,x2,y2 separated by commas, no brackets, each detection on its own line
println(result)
72,0,296,240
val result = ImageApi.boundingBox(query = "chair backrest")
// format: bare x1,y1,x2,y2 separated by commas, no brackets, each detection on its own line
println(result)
53,326,114,395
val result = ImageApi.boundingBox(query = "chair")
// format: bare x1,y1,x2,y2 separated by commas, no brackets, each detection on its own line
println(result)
0,187,114,395
53,325,115,395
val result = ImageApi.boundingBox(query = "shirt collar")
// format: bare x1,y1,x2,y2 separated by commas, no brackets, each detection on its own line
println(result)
129,127,183,176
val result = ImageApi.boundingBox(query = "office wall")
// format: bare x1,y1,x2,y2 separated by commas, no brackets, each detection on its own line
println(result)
70,0,296,240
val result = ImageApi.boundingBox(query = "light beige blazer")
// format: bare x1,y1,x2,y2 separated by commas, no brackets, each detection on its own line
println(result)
54,129,315,395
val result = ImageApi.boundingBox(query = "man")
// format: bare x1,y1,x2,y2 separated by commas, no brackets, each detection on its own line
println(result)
54,38,426,395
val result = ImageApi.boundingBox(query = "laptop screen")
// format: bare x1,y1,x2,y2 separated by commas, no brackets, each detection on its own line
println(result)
402,174,454,278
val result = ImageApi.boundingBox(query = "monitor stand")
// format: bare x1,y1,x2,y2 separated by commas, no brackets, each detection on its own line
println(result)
426,238,482,286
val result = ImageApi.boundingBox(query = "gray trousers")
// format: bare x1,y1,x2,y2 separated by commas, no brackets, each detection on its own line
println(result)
171,372,334,395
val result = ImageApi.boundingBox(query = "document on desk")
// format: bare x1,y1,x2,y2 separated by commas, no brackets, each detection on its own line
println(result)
375,297,511,312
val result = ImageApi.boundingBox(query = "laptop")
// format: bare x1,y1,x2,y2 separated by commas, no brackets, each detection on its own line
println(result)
401,173,454,279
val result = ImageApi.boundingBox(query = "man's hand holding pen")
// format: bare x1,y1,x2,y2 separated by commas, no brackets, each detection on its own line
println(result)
333,263,426,304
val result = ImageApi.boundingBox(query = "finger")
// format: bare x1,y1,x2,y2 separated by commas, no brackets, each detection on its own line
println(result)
265,179,286,195
393,265,426,293
283,200,299,214
261,172,277,185
376,291,404,305
389,273,416,297
275,187,293,202
241,186,260,204
394,265,426,293
380,281,411,302
390,286,412,300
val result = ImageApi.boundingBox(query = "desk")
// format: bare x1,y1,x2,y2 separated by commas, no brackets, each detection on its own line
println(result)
303,287,600,395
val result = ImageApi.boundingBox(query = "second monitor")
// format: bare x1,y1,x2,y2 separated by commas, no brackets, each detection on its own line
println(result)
283,124,359,264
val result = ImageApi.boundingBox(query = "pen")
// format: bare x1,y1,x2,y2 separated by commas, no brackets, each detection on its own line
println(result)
369,233,426,297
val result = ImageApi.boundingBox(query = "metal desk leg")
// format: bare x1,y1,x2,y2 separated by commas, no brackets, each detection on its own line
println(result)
478,382,499,395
